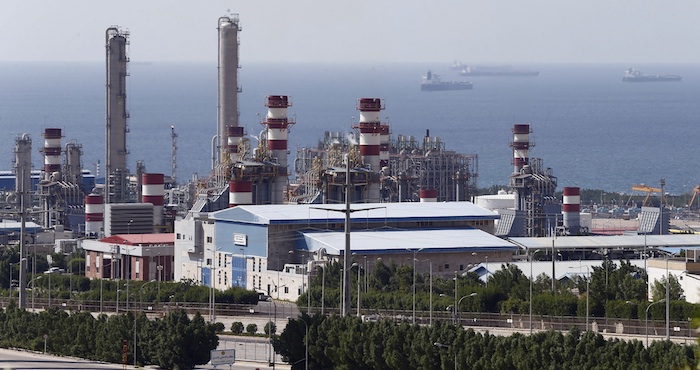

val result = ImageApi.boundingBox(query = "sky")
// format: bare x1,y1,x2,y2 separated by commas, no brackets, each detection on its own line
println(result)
1,1,699,64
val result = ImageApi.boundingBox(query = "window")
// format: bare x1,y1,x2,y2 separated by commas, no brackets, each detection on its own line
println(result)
176,233,181,239
206,258,212,266
284,286,289,294
444,264,450,269
206,236,213,243
460,264,464,271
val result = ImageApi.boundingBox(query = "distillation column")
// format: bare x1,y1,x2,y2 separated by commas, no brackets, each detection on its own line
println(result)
217,15,241,166
356,98,383,202
13,134,32,210
105,27,129,203
263,95,294,204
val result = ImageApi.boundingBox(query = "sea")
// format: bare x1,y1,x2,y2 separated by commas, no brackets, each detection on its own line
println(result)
1,62,699,196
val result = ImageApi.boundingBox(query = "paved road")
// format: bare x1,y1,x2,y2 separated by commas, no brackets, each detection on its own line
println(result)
0,348,134,369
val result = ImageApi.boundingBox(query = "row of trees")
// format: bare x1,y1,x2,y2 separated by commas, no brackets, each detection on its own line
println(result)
0,300,218,369
298,259,694,320
277,315,696,370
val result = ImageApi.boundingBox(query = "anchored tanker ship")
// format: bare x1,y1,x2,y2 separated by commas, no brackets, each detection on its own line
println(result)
622,68,681,82
421,70,473,91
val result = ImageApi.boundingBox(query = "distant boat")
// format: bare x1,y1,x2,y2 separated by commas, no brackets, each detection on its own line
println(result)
459,65,539,77
622,68,681,82
421,70,473,91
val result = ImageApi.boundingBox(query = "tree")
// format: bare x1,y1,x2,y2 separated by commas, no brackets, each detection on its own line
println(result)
246,323,258,335
230,321,244,334
651,274,684,301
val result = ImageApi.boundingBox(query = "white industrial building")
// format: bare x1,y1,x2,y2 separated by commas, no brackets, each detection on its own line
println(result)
173,201,520,301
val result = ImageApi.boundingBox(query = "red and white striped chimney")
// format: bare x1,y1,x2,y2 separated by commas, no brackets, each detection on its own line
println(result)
511,124,531,175
227,126,245,162
419,189,438,202
85,193,104,235
563,187,581,235
229,180,253,207
356,98,383,171
142,173,164,227
43,128,62,175
263,95,293,168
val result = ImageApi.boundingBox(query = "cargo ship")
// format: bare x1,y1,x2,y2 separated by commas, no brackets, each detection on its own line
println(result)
421,70,473,91
459,65,539,76
622,68,681,82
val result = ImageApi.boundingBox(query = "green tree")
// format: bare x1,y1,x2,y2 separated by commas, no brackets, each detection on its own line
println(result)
230,321,244,334
246,323,258,334
651,274,684,301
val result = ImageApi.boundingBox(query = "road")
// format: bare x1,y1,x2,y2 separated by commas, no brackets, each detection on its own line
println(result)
0,348,134,369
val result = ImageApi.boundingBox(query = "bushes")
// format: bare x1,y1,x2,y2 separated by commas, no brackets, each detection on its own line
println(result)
230,321,244,334
246,323,258,334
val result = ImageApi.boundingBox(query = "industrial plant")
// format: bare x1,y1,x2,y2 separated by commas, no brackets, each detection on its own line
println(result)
1,13,699,315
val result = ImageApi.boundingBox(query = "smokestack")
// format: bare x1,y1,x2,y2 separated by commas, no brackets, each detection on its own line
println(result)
229,180,253,207
85,194,104,235
511,123,530,175
142,173,165,229
42,128,62,178
14,134,32,209
419,189,438,202
563,187,581,235
105,26,129,203
355,98,383,202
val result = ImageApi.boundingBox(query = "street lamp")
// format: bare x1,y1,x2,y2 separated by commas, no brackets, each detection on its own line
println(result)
529,249,542,334
646,298,667,346
27,276,42,310
407,248,424,325
350,263,359,316
288,317,309,370
456,293,477,325
569,265,590,331
434,342,457,370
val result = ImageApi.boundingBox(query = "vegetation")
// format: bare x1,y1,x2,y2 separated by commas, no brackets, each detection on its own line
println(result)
277,315,696,370
299,258,691,321
0,302,218,370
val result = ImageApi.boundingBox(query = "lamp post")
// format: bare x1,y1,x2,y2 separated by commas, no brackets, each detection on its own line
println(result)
100,277,103,314
407,248,424,325
28,276,42,310
116,289,122,313
485,255,489,287
356,263,361,318
350,263,358,316
320,264,325,316
434,342,457,370
665,254,670,341
453,271,458,325
646,298,667,346
456,293,477,325
569,265,590,331
529,249,541,334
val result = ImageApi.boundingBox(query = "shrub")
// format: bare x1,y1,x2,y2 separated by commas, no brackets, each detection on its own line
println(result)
245,323,258,335
231,321,244,334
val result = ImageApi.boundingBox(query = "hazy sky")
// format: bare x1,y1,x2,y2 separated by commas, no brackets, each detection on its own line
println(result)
2,1,699,64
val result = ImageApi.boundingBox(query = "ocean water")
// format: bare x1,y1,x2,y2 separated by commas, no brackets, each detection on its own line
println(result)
0,62,699,195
